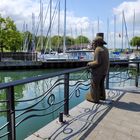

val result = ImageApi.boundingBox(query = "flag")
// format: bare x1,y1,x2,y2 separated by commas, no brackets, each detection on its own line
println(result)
119,33,121,38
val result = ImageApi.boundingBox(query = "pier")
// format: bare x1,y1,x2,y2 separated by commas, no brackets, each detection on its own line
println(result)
26,87,140,140
0,62,140,140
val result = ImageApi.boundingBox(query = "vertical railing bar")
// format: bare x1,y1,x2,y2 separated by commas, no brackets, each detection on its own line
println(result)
106,70,109,89
64,73,69,116
135,62,139,87
6,86,16,140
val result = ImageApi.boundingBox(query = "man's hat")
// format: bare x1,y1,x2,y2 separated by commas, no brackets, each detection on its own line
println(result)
92,36,107,45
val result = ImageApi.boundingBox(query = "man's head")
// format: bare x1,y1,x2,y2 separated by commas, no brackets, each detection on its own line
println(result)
91,36,107,49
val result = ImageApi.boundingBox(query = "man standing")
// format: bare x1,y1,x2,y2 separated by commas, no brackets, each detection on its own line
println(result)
86,33,109,103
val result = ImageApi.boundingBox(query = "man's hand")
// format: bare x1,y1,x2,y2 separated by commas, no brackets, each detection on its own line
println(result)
87,62,93,67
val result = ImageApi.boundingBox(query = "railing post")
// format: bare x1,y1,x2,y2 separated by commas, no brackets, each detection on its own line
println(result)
6,86,16,140
106,71,109,89
64,73,69,116
135,62,139,87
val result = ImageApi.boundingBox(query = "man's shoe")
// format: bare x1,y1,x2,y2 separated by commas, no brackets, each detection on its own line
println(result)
100,97,106,100
86,93,99,103
86,92,94,102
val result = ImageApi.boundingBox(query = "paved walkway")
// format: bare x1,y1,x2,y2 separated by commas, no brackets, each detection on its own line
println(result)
26,87,140,140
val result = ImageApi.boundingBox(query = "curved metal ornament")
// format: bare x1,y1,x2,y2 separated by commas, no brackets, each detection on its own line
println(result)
75,89,80,97
47,94,55,106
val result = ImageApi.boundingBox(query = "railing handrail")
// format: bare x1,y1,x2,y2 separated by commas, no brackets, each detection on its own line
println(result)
0,67,88,89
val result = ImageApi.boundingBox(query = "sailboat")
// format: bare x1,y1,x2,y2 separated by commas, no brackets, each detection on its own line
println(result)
37,0,94,61
37,0,69,61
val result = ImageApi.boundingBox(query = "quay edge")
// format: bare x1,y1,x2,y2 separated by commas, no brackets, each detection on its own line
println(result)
0,59,128,70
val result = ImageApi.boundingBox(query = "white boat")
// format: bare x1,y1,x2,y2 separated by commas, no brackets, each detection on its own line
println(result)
37,50,94,61
129,52,140,67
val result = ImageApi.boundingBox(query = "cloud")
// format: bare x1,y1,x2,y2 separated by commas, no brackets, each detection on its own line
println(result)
0,0,56,33
113,0,140,35
105,0,140,49
0,0,94,39
0,0,105,41
0,0,41,30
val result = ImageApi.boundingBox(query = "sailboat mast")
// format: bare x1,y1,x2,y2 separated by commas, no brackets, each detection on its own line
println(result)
80,28,82,48
106,18,109,48
57,0,60,50
122,11,130,50
49,0,52,52
40,0,43,52
97,17,99,33
32,13,35,51
114,15,116,50
63,0,66,53
91,23,94,39
133,10,135,38
121,11,124,50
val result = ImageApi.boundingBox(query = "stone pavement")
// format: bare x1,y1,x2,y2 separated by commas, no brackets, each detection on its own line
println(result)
25,87,140,140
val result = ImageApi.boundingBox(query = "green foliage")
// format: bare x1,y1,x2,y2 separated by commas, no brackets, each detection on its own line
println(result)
47,35,75,51
65,36,75,46
22,31,33,51
51,35,63,48
0,15,91,53
75,35,90,44
130,36,140,50
0,15,23,52
6,30,23,52
35,35,48,51
51,35,75,50
49,35,89,51
0,15,6,51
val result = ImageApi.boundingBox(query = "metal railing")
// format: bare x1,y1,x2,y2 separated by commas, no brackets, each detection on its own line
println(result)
106,60,140,88
0,61,140,140
0,67,90,140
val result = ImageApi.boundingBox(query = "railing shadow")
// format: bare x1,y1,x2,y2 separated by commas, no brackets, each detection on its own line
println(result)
42,89,125,140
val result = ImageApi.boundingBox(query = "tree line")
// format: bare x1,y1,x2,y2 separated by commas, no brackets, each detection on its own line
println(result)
0,15,140,53
0,15,90,53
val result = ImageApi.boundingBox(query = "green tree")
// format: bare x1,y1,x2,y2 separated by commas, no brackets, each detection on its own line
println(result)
0,16,23,52
65,36,75,46
75,35,90,45
51,35,63,50
50,35,75,52
35,35,48,52
22,31,33,51
130,36,140,50
0,15,6,52
6,30,23,52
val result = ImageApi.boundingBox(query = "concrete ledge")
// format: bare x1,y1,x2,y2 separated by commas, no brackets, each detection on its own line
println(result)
0,61,42,70
0,61,42,66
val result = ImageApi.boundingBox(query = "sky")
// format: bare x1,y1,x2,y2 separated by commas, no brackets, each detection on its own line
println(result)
0,0,140,48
